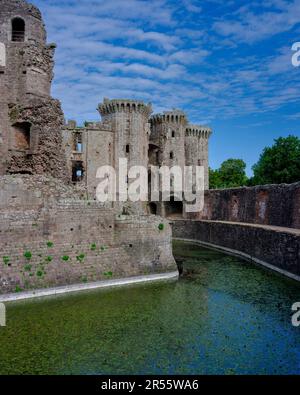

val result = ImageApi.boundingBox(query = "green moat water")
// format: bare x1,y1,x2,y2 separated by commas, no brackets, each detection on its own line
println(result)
0,240,300,375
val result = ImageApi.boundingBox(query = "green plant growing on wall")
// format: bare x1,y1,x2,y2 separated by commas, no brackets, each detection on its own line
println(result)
15,286,23,293
47,241,54,248
24,264,32,272
24,280,30,289
158,223,164,231
90,243,97,251
76,254,85,263
3,256,10,265
81,276,88,283
61,255,70,262
36,270,44,277
104,271,113,277
45,256,53,263
101,246,107,251
24,251,32,260
9,104,20,123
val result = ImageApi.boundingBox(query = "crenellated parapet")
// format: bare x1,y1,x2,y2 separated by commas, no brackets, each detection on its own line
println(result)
64,120,111,132
150,110,187,126
186,124,212,139
98,98,152,118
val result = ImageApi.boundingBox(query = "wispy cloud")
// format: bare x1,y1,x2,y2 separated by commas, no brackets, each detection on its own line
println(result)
213,0,300,43
32,0,300,128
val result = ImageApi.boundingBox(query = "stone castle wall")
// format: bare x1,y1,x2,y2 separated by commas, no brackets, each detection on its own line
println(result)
0,175,176,294
172,220,300,277
185,126,211,190
62,121,114,199
63,105,213,216
0,0,68,179
195,183,300,229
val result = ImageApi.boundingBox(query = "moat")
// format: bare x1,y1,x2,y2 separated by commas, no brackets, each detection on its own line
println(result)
0,240,300,375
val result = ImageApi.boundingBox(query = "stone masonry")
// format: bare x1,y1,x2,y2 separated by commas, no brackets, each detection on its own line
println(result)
173,220,300,277
0,0,177,294
0,0,67,179
196,182,300,229
0,175,176,294
63,105,212,218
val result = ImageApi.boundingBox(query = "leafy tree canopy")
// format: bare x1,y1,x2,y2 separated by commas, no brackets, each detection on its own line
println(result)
209,159,248,189
251,135,300,185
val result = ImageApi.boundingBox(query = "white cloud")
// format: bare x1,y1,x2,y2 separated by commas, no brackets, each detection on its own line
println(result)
32,0,300,125
213,0,300,43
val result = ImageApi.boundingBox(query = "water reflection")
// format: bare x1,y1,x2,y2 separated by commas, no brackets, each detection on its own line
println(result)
0,240,299,374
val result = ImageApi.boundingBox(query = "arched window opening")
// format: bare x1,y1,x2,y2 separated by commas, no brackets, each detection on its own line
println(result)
172,131,175,138
74,133,82,152
12,122,31,150
72,161,84,183
149,202,157,215
170,151,174,160
165,196,183,219
12,18,25,42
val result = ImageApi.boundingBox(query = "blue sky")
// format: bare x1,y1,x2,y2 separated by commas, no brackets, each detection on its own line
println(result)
34,0,300,175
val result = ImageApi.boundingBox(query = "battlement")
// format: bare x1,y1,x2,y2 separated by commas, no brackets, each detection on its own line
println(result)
150,110,187,125
63,120,111,132
186,125,212,138
98,98,152,118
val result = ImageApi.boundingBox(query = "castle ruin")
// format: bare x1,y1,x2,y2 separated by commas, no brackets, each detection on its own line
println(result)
63,103,212,218
0,0,179,295
0,0,67,179
0,0,299,298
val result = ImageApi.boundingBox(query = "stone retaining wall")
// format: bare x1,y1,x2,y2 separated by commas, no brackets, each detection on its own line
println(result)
194,183,300,229
0,175,176,294
172,220,300,277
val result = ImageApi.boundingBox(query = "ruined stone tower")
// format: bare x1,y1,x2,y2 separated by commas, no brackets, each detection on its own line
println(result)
0,0,67,178
149,110,211,217
150,110,187,170
185,125,212,190
98,98,152,214
149,110,187,216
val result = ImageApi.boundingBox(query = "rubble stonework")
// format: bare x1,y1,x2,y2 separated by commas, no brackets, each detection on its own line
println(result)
1,1,299,294
0,0,67,179
7,98,67,179
0,175,176,294
0,0,177,295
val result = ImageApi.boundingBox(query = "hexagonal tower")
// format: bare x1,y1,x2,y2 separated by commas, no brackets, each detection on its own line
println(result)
149,110,187,217
185,125,212,190
150,110,187,169
0,0,67,179
98,98,152,214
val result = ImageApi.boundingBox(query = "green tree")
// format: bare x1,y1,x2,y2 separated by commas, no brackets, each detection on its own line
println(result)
251,135,300,185
209,167,221,189
209,159,248,189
